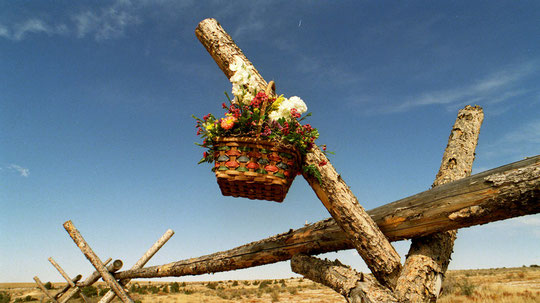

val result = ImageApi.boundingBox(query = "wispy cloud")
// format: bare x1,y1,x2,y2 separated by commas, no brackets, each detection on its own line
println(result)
71,3,140,41
0,0,140,41
7,164,30,177
385,61,539,113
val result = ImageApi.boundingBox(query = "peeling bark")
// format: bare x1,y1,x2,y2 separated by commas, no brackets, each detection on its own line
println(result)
291,254,398,303
396,105,484,302
196,17,401,289
113,155,540,280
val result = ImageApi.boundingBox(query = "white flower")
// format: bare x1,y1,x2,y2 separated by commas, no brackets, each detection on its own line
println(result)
288,96,307,114
230,68,250,86
247,76,258,93
268,96,308,122
229,56,244,72
269,110,286,121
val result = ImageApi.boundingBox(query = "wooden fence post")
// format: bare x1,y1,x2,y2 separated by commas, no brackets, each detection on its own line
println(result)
33,276,59,303
58,259,122,303
395,105,484,302
63,220,133,303
98,229,174,303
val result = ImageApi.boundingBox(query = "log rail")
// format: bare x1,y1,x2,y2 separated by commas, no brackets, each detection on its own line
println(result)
113,155,540,280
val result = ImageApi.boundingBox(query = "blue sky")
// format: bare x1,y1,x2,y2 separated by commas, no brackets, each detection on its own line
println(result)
1,1,539,283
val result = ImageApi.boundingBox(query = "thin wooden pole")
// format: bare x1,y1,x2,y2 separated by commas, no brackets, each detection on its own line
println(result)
33,276,59,303
53,274,82,300
63,220,133,303
98,229,175,303
48,257,76,287
58,259,122,303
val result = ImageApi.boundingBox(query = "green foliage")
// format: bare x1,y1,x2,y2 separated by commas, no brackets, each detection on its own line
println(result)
169,282,180,293
231,280,238,287
0,291,11,303
206,282,218,290
459,279,476,296
99,287,110,296
81,285,98,297
43,281,53,290
258,280,272,289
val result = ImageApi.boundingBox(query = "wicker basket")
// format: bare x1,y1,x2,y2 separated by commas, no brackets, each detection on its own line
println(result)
213,137,301,202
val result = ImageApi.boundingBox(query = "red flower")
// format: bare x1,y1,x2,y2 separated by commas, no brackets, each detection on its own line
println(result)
319,160,327,167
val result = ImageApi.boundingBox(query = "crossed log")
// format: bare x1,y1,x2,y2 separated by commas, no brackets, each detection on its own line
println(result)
111,18,539,302
34,18,539,302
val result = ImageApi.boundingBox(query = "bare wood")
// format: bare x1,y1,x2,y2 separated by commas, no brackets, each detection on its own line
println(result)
196,17,402,289
59,259,122,303
396,105,484,302
195,18,270,96
113,155,540,280
291,254,398,303
99,229,175,303
49,257,77,287
53,274,82,300
303,147,402,289
63,220,133,303
33,276,58,303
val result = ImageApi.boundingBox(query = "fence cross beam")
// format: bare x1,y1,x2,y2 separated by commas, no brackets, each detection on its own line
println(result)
58,259,122,303
33,276,59,303
48,257,89,303
98,229,175,303
63,220,134,303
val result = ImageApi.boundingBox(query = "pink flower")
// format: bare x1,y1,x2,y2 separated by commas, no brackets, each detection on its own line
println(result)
220,116,236,130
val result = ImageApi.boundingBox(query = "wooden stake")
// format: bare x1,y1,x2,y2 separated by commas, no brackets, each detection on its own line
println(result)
58,259,122,303
33,276,59,303
54,275,82,300
195,17,402,289
48,257,76,287
63,220,133,303
53,274,82,300
395,105,484,302
98,229,175,303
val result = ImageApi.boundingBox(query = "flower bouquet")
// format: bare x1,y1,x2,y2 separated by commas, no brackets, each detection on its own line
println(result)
193,56,322,202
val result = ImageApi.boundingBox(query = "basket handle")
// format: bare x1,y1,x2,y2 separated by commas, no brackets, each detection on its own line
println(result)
256,80,275,137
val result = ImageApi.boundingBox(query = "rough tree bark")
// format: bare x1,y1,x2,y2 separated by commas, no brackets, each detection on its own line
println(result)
395,105,484,302
196,17,402,289
113,155,540,280
291,254,398,303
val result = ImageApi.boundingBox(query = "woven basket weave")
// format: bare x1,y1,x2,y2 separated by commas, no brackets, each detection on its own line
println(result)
213,137,301,202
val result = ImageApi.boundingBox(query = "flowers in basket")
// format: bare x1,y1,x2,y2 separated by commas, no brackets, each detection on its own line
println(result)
193,56,326,196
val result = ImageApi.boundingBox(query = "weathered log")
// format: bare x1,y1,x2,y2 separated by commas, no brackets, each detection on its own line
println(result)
196,17,402,289
48,257,77,288
63,220,133,303
53,274,82,300
99,229,174,303
395,105,484,302
195,18,270,97
303,147,402,289
33,276,58,303
113,155,540,280
58,259,122,303
291,254,398,303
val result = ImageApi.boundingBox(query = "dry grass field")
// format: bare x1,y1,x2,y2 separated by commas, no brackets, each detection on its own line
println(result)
1,266,539,302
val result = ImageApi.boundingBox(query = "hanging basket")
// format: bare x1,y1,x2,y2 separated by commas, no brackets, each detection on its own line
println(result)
212,137,301,202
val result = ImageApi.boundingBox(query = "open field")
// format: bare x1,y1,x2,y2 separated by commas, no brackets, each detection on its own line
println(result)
1,266,539,302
